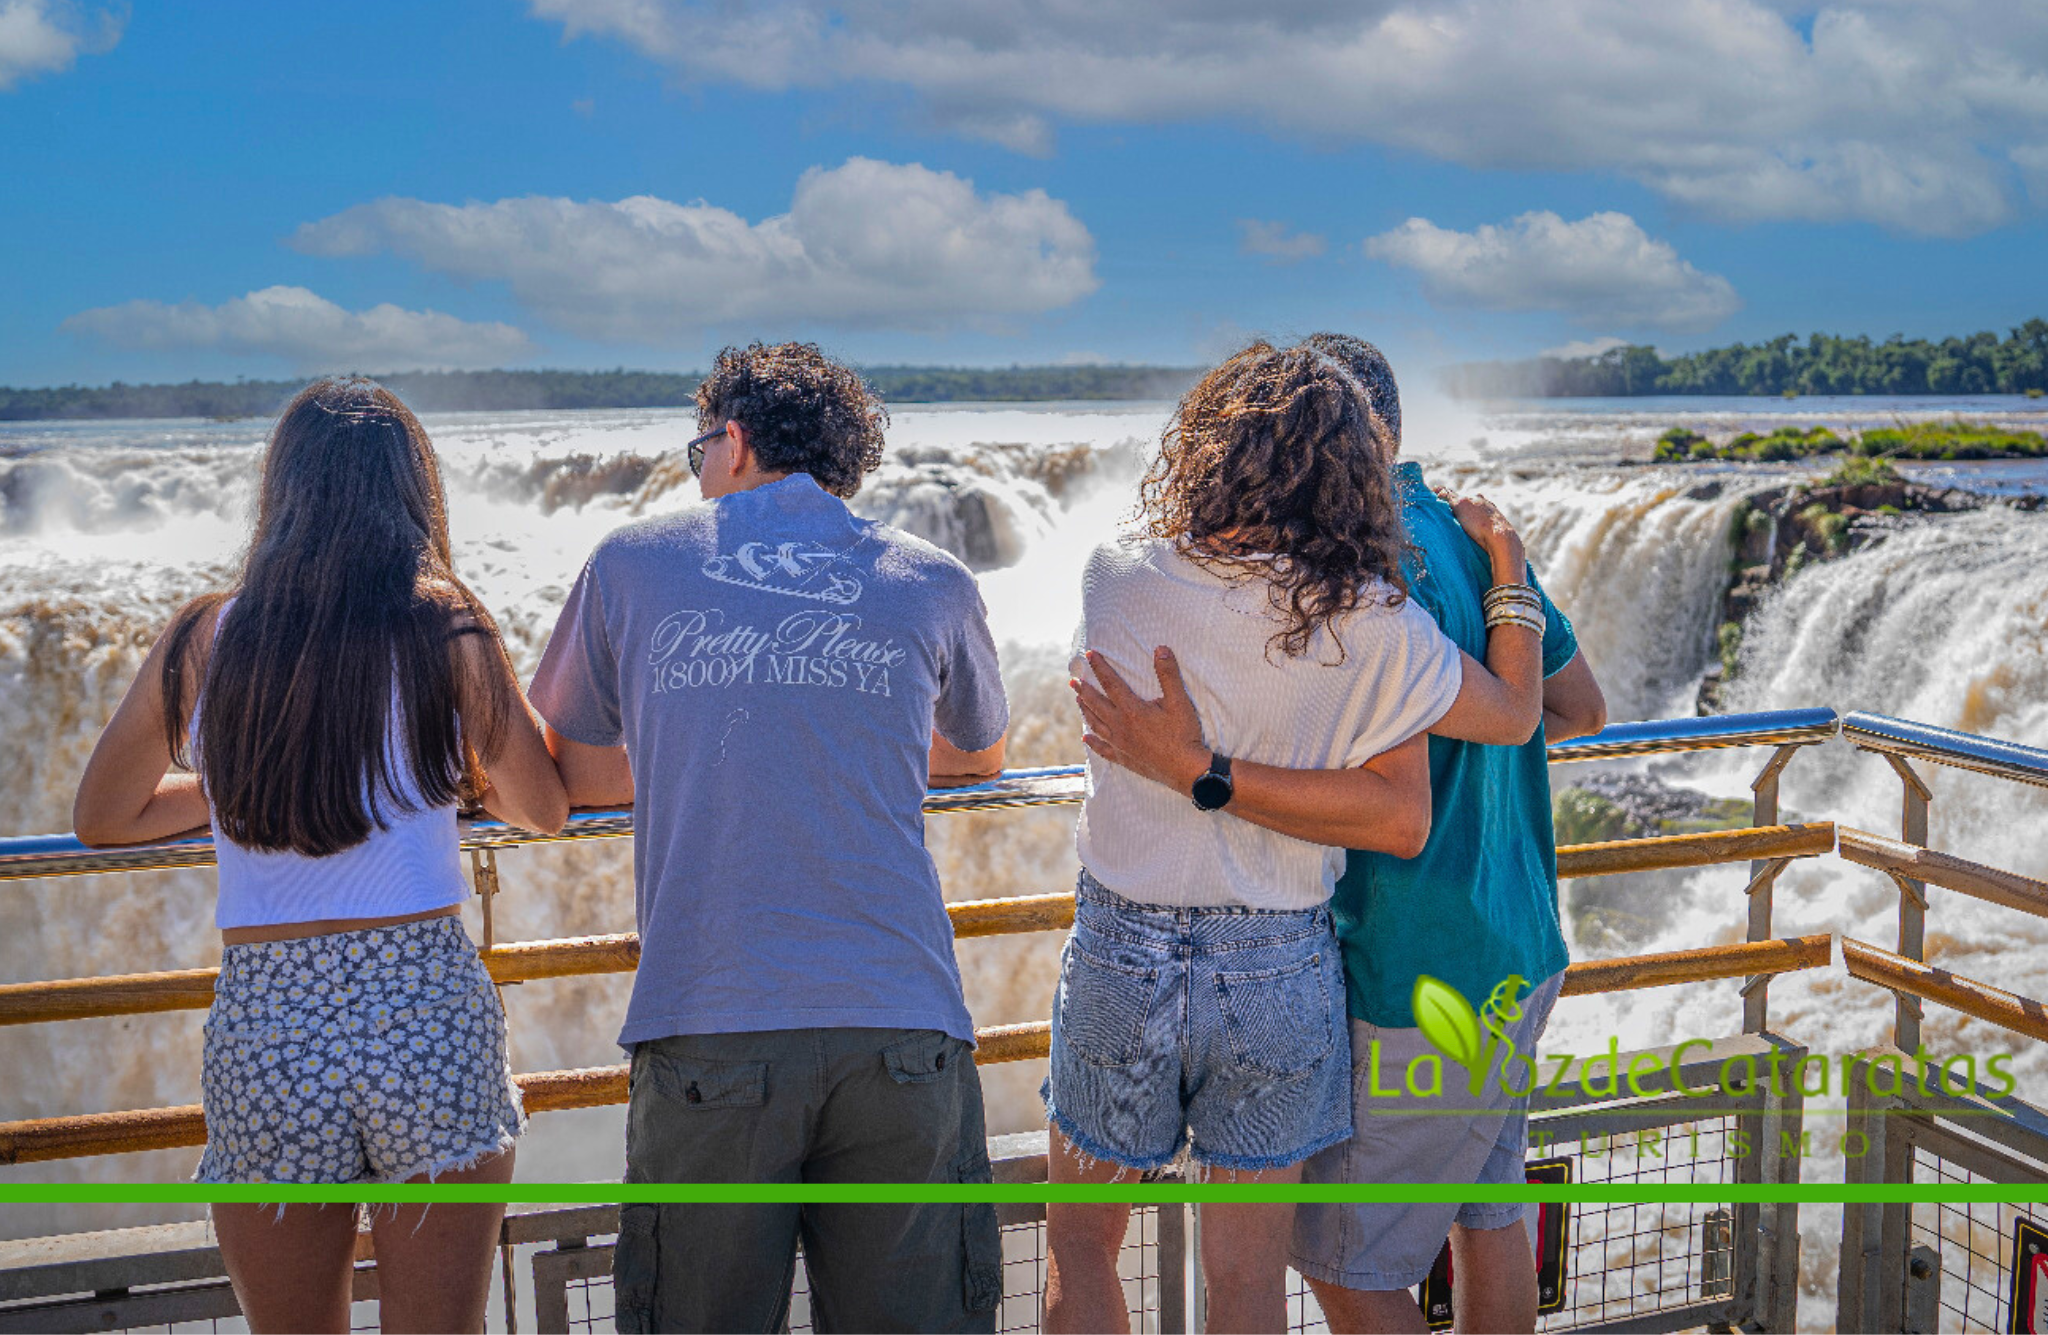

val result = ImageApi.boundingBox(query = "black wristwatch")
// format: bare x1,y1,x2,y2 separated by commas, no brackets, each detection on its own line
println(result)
1190,752,1234,811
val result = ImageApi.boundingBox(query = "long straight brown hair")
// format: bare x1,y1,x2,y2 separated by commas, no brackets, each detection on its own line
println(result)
161,378,517,856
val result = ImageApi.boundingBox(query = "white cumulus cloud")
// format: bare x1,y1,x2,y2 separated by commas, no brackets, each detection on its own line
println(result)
1365,211,1742,332
529,0,2048,236
1238,220,1327,263
291,157,1099,342
61,286,537,372
0,0,121,89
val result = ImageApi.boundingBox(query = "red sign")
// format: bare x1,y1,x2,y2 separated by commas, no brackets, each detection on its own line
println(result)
2009,1215,2048,1334
1414,1157,1572,1330
1529,1158,1571,1316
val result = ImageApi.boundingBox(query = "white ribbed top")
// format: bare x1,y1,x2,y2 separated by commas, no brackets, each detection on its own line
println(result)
197,601,469,930
1073,539,1463,910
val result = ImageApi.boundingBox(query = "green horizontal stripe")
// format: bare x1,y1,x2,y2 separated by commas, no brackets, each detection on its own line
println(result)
0,1184,2040,1205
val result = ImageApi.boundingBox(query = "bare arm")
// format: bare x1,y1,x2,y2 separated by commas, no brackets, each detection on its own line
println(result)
1214,736,1430,856
1541,650,1607,743
543,724,635,810
73,614,214,847
1073,648,1433,857
454,629,569,836
930,731,1007,789
1426,492,1544,746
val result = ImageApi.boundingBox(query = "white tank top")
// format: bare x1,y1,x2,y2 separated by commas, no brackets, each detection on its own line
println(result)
197,600,469,930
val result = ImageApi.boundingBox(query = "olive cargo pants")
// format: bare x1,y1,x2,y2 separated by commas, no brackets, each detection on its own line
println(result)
612,1027,1001,1333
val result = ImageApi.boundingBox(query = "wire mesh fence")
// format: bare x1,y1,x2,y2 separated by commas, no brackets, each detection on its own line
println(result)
1540,1114,1743,1329
1282,1113,1745,1333
1909,1144,2035,1334
544,1207,1178,1335
0,1280,384,1334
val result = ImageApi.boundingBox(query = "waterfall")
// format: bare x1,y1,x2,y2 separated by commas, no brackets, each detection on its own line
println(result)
2,403,2044,1297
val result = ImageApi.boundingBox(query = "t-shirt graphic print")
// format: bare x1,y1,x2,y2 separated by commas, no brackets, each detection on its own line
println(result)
647,538,904,698
529,473,1008,1050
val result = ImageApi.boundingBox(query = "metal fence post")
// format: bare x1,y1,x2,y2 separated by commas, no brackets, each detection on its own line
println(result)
1903,1243,1941,1334
1836,1051,1915,1334
1836,1065,1881,1332
1880,755,1932,1053
1874,1107,1916,1335
1155,1204,1188,1334
1757,1059,1805,1332
500,1237,521,1335
1744,745,1802,1034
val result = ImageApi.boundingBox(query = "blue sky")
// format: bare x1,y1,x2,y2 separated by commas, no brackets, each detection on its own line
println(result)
4,0,2048,386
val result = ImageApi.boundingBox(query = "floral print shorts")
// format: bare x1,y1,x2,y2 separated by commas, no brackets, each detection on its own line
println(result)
196,914,525,1185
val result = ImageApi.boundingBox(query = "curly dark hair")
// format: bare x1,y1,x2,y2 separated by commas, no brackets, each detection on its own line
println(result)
695,342,888,498
1137,341,1411,660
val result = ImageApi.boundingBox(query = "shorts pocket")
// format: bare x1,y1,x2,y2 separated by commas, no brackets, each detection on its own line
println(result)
1215,951,1334,1078
954,1145,1002,1314
1057,939,1157,1069
644,1051,768,1110
882,1030,962,1085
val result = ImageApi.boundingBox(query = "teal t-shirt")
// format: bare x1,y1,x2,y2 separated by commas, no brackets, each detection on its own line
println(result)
1332,462,1578,1028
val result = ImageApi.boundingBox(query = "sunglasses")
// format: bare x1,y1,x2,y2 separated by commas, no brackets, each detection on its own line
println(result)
687,424,727,477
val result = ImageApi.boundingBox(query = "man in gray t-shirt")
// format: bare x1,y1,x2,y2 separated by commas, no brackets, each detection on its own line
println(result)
529,342,1009,1333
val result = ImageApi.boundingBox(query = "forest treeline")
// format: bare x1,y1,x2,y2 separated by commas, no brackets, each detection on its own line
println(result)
1445,321,2048,399
0,365,1201,421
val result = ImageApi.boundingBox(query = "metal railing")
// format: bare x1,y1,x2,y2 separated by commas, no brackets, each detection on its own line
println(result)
1825,712,2048,1333
10,703,2048,1333
0,709,1844,1170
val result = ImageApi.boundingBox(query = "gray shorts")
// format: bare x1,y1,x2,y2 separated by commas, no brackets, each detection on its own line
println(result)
614,1027,1000,1334
1292,971,1564,1291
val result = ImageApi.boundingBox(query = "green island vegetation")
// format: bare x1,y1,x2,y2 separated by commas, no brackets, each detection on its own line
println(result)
0,365,1201,422
1554,783,1754,947
1445,320,2048,398
1652,419,2048,465
1552,787,1751,847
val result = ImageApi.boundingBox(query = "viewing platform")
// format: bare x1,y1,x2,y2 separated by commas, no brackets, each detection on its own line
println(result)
0,706,2044,1332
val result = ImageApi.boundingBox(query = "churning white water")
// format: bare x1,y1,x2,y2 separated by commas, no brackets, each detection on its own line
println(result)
4,397,2048,1319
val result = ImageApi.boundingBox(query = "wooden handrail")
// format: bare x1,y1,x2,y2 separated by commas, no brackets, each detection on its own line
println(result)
1555,822,1835,878
0,827,1837,1031
1559,934,1831,996
1838,827,2048,919
0,1023,1059,1165
0,894,1081,1028
0,936,1836,1165
1841,937,2048,1045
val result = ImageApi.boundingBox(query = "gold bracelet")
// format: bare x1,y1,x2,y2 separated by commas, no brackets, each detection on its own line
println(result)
1482,582,1542,609
1485,608,1546,634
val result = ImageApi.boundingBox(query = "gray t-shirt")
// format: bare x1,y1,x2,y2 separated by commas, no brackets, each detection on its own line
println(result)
528,473,1008,1049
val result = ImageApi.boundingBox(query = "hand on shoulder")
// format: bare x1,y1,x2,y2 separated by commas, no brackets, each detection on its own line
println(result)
1432,485,1526,584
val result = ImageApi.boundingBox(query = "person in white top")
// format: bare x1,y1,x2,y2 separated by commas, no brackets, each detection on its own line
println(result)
1042,343,1549,1335
74,378,568,1335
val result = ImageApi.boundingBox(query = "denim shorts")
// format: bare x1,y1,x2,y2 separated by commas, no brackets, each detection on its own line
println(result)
196,915,525,1185
1041,871,1352,1173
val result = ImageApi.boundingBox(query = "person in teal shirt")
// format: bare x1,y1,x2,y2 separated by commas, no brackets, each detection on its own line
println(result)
1067,334,1608,1331
1293,333,1609,1334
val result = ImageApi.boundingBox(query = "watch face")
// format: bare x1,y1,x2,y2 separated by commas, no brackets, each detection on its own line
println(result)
1192,772,1232,810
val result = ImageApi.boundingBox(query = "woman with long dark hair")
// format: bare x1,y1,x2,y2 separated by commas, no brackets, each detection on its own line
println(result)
74,378,567,1333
